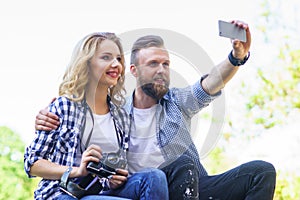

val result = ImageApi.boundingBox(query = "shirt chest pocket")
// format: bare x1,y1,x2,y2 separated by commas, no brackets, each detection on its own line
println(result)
56,127,80,154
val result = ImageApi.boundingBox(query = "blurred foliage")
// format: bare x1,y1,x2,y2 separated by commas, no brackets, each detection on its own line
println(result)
246,47,300,128
274,171,300,200
202,147,233,175
0,126,39,200
242,0,300,198
203,147,300,200
244,0,300,129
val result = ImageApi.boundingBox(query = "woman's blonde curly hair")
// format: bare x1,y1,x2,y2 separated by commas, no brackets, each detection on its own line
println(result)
59,32,126,107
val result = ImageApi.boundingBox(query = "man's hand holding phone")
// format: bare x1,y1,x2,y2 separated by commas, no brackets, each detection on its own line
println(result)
218,20,247,42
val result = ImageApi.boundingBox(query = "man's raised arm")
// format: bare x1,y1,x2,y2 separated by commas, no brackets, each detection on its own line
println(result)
201,20,251,95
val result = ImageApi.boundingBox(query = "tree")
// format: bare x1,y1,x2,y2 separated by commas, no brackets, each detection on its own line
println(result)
242,1,300,199
244,0,300,128
0,126,39,200
203,1,300,199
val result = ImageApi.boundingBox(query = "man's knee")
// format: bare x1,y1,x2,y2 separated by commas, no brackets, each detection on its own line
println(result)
246,160,276,175
241,160,276,189
161,155,199,200
173,155,198,172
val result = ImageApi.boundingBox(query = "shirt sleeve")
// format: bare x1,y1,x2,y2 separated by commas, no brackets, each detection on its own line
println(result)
23,97,69,178
172,75,222,117
192,75,221,104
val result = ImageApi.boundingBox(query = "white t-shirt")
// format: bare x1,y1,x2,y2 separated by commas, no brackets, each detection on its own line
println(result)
127,105,165,174
81,112,119,153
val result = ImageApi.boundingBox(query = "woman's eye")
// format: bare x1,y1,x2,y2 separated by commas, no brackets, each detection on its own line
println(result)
102,55,110,60
117,57,122,62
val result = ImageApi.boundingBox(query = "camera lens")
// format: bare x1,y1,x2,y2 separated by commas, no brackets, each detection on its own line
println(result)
107,153,119,164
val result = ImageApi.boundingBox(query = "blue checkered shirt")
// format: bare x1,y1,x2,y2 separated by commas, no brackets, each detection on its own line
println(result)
124,78,221,176
24,96,129,200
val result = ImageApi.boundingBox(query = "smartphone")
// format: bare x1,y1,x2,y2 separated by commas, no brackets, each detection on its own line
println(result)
218,20,246,42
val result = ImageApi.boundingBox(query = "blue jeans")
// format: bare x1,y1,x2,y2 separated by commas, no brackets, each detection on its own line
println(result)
102,168,168,200
161,155,276,200
58,168,168,200
58,194,129,200
160,155,200,200
199,160,276,200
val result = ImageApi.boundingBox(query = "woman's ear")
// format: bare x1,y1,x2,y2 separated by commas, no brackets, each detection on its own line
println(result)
130,64,138,77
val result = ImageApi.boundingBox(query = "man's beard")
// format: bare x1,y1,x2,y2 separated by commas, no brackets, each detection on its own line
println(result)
141,82,169,100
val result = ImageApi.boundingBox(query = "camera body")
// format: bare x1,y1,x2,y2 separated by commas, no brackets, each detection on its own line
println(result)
87,151,127,178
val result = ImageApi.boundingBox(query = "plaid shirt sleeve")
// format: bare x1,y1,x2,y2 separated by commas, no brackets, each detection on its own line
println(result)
23,96,82,199
172,76,221,117
24,96,80,177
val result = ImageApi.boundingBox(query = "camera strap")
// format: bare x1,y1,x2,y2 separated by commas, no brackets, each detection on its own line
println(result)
80,97,126,153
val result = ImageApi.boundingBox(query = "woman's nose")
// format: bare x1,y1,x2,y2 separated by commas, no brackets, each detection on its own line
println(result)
111,58,120,67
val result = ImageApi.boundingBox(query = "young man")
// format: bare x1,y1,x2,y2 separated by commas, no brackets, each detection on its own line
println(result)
35,21,276,200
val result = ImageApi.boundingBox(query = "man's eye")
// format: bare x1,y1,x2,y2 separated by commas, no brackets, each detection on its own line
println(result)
163,63,169,68
149,62,159,67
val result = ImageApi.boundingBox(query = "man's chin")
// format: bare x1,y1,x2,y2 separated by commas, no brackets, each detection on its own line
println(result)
141,83,168,100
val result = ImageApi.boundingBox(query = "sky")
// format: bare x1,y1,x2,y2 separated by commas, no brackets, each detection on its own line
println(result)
0,0,299,172
0,0,256,142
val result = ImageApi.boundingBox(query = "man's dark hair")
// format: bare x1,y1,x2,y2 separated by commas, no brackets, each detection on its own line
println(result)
130,35,164,66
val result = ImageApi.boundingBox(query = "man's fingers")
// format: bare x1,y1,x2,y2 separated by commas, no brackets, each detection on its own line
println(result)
39,119,58,129
35,124,53,132
39,109,59,121
36,110,59,127
36,114,59,127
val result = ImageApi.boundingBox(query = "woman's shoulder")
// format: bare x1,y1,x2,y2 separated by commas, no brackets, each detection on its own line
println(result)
49,96,83,114
50,96,71,108
52,96,85,106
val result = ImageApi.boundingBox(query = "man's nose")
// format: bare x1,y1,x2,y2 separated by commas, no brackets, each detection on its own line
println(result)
157,63,166,73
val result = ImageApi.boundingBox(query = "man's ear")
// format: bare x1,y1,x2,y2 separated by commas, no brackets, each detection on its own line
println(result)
130,64,138,77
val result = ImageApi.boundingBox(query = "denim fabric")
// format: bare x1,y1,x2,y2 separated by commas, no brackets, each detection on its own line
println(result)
199,160,276,200
160,155,199,200
161,158,275,200
57,194,129,200
102,168,168,200
58,168,168,200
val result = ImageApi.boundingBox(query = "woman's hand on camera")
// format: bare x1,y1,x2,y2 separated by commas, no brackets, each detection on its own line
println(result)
75,145,102,177
108,169,128,189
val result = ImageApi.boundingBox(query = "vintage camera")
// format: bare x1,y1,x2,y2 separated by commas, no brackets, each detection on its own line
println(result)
87,150,127,178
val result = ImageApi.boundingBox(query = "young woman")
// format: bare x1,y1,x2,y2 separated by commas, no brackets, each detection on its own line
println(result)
24,32,168,200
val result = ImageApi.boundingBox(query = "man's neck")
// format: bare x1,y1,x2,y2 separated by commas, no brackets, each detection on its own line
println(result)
133,88,157,109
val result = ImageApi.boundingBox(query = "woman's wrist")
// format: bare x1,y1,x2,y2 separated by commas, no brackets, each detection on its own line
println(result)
69,166,80,178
